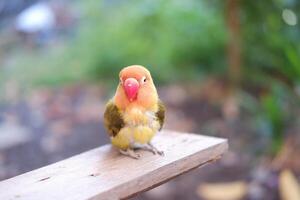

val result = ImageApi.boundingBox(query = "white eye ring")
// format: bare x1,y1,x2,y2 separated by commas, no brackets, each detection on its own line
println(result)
140,76,147,84
119,78,123,85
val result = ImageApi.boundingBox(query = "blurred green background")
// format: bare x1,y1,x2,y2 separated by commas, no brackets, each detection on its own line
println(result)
0,0,300,199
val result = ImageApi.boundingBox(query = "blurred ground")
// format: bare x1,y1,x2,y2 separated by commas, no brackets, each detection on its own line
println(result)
1,82,300,200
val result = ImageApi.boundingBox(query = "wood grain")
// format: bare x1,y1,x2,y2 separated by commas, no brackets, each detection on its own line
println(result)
0,130,228,200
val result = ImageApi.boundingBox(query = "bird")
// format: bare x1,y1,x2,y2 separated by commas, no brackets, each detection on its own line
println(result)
103,65,165,159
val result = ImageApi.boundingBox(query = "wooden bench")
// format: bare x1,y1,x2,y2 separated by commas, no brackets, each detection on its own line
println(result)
0,130,228,200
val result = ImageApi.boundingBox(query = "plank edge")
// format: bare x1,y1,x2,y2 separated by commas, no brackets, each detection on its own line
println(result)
93,139,228,200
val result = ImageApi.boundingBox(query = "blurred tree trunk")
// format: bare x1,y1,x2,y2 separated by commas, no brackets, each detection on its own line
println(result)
226,0,241,87
222,0,241,121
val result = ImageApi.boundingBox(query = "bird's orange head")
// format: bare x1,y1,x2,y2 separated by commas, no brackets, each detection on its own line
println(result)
114,65,158,110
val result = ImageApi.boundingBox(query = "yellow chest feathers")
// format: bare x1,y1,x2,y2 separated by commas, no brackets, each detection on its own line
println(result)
111,106,160,149
123,108,157,127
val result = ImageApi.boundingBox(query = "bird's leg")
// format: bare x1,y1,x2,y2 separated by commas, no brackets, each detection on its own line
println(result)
132,143,155,155
119,148,140,159
133,143,164,156
148,142,164,156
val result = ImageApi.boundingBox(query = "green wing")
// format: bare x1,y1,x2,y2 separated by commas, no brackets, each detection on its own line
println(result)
103,100,125,137
156,100,166,131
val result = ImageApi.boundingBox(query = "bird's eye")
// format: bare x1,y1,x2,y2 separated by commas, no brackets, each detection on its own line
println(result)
119,78,123,85
141,76,147,84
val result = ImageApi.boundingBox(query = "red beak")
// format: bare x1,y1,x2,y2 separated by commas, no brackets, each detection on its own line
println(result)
124,78,139,101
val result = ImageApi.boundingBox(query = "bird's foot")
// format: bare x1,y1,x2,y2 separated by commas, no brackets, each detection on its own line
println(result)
148,143,164,156
133,143,164,156
119,149,140,159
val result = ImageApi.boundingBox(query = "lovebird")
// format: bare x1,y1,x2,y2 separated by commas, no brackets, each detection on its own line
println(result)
104,65,165,159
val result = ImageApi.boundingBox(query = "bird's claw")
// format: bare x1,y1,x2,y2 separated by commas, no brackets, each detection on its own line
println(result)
119,149,140,159
152,147,164,156
156,150,164,156
147,143,164,156
120,143,164,159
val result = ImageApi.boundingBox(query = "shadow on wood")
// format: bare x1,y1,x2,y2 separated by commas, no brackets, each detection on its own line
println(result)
0,130,228,200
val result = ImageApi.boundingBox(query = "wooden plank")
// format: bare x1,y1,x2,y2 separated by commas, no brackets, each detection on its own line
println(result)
0,130,228,200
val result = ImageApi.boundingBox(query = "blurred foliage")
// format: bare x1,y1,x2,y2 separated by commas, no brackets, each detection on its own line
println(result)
241,0,300,86
1,0,226,86
71,0,226,84
1,0,300,153
238,0,300,153
261,91,284,154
